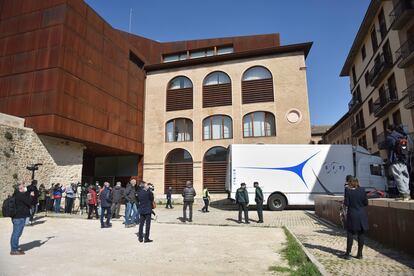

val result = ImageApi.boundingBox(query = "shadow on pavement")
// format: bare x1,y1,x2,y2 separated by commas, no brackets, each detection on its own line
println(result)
20,236,55,251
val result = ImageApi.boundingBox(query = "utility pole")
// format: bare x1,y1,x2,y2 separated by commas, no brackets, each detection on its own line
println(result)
129,8,133,33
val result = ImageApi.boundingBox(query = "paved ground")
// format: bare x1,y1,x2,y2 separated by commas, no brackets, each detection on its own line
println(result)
1,204,414,276
0,215,286,276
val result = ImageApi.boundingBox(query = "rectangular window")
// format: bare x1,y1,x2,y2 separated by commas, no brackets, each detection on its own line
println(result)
368,98,374,114
370,164,382,176
378,8,387,41
351,66,357,86
364,72,370,87
383,118,390,133
163,54,179,63
392,109,402,126
382,40,393,63
371,27,378,53
371,127,377,144
190,50,206,59
361,44,366,61
217,46,234,55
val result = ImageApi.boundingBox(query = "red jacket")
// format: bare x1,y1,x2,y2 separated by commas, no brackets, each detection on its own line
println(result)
88,189,97,205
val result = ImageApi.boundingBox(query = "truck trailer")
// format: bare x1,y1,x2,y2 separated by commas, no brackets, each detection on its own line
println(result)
226,144,386,211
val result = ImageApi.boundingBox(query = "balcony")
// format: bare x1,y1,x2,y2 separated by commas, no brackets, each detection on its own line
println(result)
390,0,414,30
348,96,362,112
403,83,414,109
396,37,414,68
351,122,365,137
373,88,399,117
368,53,393,87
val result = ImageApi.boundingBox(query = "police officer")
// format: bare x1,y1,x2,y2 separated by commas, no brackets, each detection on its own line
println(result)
201,187,210,213
254,181,264,223
235,183,249,224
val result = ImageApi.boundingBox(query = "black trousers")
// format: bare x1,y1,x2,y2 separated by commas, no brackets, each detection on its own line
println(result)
256,200,263,222
202,198,209,212
346,230,364,255
183,201,193,221
65,197,74,213
238,203,249,222
166,198,173,208
88,204,99,219
38,200,45,212
139,213,151,240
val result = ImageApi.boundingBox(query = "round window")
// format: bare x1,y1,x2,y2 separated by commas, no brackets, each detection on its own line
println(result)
286,110,302,124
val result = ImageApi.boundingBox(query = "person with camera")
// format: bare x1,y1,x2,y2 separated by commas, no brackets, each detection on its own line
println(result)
386,125,411,201
26,180,39,225
9,181,33,255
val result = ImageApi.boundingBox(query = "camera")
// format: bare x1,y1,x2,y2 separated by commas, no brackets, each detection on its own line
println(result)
26,163,43,180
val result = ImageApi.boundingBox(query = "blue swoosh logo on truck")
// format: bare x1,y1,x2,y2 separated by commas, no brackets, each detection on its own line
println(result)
237,152,320,189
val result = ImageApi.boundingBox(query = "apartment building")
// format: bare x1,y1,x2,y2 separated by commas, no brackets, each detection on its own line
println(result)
325,0,414,159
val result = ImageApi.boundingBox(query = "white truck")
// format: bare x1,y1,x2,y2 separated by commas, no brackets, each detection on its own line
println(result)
226,144,386,211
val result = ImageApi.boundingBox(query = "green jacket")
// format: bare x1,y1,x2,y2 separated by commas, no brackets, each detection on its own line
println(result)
255,187,263,202
235,188,249,204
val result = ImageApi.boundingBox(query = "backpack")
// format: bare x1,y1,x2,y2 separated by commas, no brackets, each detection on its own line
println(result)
2,195,17,218
394,136,408,157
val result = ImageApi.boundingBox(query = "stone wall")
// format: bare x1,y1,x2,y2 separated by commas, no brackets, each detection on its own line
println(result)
0,113,85,203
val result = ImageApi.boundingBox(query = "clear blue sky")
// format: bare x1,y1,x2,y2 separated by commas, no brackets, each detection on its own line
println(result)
85,0,370,126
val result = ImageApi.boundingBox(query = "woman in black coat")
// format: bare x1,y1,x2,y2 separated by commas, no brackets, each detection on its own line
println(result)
341,178,369,259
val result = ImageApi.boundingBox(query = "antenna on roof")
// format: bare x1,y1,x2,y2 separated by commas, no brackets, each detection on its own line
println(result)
129,8,133,33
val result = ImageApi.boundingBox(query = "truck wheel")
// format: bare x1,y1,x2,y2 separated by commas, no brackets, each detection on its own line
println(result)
268,193,287,211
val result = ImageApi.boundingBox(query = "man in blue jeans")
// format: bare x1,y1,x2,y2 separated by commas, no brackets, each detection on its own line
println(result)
99,182,112,228
124,179,138,227
10,182,32,255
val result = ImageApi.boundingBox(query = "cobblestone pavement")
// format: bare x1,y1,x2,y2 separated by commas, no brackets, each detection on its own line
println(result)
154,204,414,276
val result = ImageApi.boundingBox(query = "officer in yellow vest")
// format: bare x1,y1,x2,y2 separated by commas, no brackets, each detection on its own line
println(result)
201,187,210,212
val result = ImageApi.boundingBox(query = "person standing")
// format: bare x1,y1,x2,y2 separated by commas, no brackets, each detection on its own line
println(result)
254,182,264,223
137,183,154,243
87,185,99,219
201,187,210,213
124,179,138,227
26,180,39,225
236,183,249,224
165,187,173,209
111,181,124,219
53,184,64,213
340,178,369,260
37,184,46,213
64,184,75,214
10,182,32,255
99,182,112,228
386,125,411,200
182,181,196,222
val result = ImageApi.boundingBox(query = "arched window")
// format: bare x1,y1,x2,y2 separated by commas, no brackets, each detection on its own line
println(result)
165,149,193,194
203,71,232,107
166,118,193,142
243,111,276,137
203,147,228,193
202,115,232,140
166,76,193,111
241,66,274,104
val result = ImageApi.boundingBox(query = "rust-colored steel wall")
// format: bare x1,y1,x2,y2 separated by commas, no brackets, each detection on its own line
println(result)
0,0,145,157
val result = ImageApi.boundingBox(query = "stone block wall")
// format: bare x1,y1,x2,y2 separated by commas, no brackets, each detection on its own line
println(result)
0,113,84,203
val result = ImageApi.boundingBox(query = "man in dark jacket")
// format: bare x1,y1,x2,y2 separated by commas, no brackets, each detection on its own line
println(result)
386,125,410,200
111,181,124,219
137,183,154,243
254,182,264,223
26,180,39,225
124,179,138,227
166,186,173,209
236,183,249,224
10,182,32,255
182,181,196,222
99,182,112,228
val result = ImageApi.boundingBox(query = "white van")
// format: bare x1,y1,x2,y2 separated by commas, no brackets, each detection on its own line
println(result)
226,144,386,211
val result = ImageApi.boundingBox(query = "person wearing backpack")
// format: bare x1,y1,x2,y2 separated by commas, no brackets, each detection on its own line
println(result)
386,125,411,201
99,182,112,228
9,182,32,255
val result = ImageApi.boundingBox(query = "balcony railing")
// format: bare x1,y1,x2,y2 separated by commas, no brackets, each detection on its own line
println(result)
351,121,365,137
403,83,414,109
348,96,362,111
368,53,393,87
396,37,414,68
373,87,399,117
390,0,414,30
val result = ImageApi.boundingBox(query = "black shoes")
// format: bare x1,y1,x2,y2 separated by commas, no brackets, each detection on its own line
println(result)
138,238,143,243
144,239,153,243
339,253,351,260
245,221,250,224
356,254,363,259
